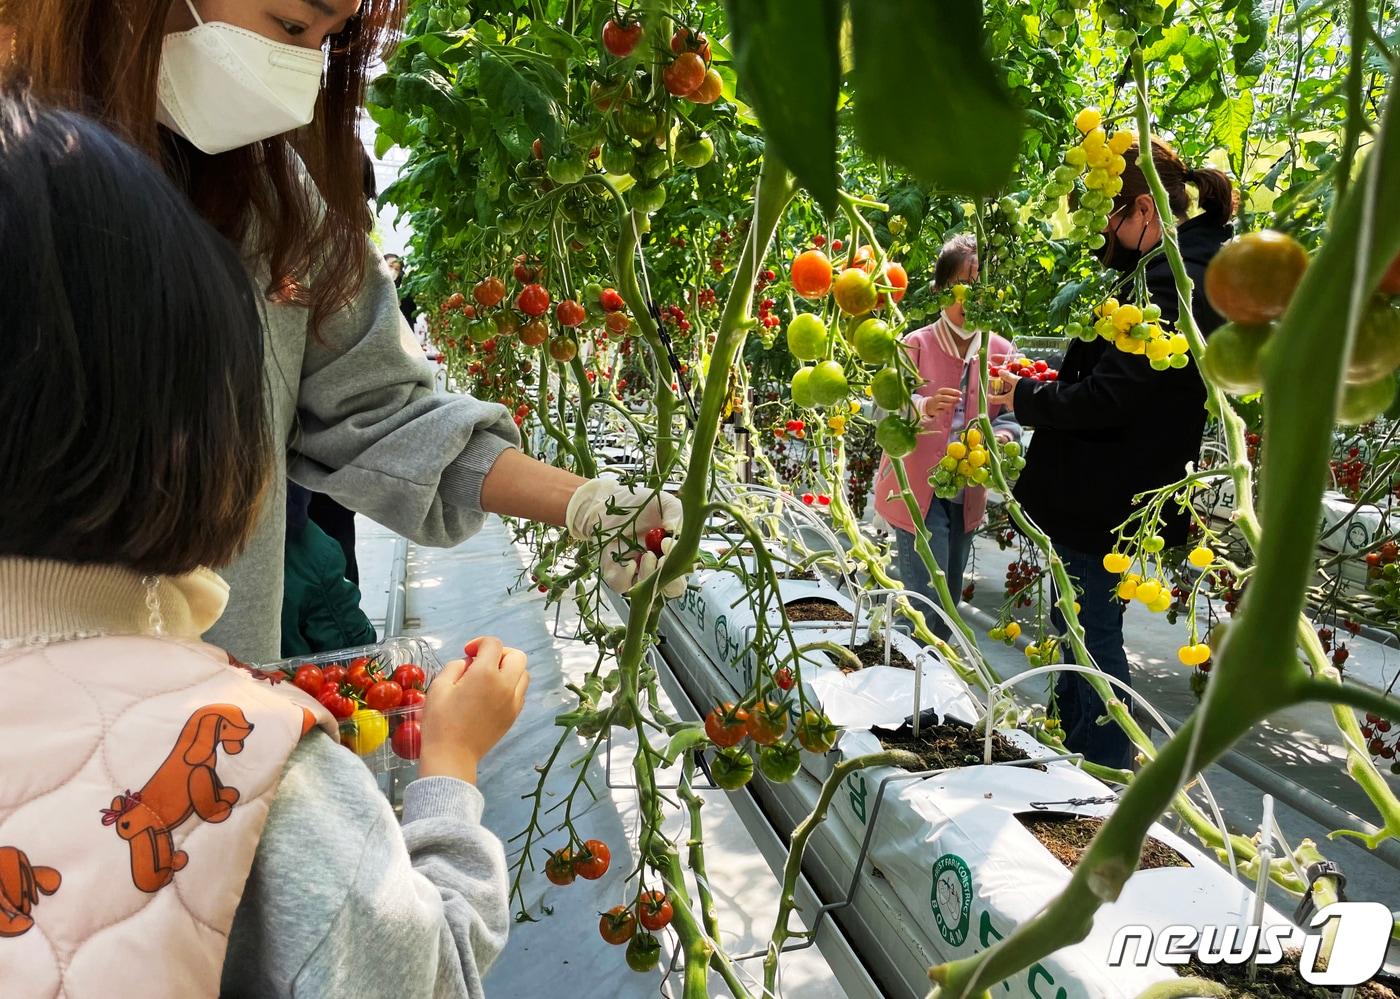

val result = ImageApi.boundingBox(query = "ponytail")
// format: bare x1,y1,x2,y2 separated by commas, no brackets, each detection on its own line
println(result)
1118,138,1236,226
1186,166,1234,226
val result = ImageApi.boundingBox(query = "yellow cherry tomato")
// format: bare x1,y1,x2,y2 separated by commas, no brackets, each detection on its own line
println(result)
1107,130,1134,155
1169,333,1190,355
968,447,987,468
1148,591,1173,613
1102,552,1131,573
1134,579,1162,605
965,427,983,448
1117,579,1139,601
1004,621,1022,640
1075,107,1103,134
343,708,389,755
1188,546,1214,568
946,441,968,460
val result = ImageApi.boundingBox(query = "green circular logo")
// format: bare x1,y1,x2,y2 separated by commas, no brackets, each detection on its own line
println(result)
931,853,973,947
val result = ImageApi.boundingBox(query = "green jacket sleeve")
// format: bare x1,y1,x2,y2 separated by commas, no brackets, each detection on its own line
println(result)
281,520,379,658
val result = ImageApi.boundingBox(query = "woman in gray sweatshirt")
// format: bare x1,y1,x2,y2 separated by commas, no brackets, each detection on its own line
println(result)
9,1,687,666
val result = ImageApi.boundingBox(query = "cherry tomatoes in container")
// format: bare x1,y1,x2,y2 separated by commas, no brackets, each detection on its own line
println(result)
292,664,324,698
390,719,421,761
365,680,404,712
392,664,426,691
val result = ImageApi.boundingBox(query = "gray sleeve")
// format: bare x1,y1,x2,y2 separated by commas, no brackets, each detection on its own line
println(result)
990,406,1023,442
221,732,510,999
287,241,521,548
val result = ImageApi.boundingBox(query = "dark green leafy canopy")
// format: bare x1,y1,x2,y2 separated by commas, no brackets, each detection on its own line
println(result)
851,0,1023,196
726,0,843,212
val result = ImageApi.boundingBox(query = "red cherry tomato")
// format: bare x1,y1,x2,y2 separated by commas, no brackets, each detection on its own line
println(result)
637,890,673,931
392,664,426,691
556,299,586,327
600,287,625,312
643,527,667,557
400,688,426,719
573,839,611,880
346,662,374,692
602,18,643,58
704,704,750,748
390,719,421,760
545,848,576,886
775,667,795,691
365,680,404,712
599,904,636,944
517,284,551,318
292,664,324,698
320,664,346,687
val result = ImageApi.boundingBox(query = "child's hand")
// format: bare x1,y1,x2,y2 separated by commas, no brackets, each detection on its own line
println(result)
919,387,962,421
418,637,529,784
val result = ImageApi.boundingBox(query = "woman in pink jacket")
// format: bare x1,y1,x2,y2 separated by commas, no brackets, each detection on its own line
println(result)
872,236,1021,636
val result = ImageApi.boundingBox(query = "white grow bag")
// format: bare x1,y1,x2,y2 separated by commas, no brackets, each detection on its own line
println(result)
830,729,1294,998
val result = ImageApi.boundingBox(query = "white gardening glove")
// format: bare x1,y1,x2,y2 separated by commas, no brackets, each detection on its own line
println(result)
566,477,689,599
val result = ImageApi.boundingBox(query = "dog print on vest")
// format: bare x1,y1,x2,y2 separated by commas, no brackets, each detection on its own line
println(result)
102,704,255,893
0,846,61,937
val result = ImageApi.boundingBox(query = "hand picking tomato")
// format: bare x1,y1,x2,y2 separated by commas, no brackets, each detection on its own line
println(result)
392,664,426,691
625,931,662,972
292,664,324,698
599,905,637,945
637,890,673,931
545,848,576,885
390,719,421,761
643,526,667,557
573,839,611,880
704,703,749,748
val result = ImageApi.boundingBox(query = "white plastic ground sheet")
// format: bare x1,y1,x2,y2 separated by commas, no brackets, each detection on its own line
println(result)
666,555,1298,999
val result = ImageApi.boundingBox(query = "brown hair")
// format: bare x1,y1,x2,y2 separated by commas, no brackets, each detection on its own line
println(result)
0,87,270,573
933,234,979,291
9,0,404,335
1116,137,1235,226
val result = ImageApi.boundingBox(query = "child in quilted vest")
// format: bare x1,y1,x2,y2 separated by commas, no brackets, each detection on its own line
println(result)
0,89,523,998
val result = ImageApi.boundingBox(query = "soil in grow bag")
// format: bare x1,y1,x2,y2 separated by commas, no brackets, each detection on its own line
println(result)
1015,813,1189,871
784,598,854,623
845,637,915,672
1179,953,1399,998
879,718,1045,771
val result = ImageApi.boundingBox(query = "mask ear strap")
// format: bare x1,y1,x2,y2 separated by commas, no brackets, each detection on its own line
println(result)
185,0,205,27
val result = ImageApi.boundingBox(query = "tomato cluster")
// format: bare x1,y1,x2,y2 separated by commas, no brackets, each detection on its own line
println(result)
701,702,836,790
1042,108,1135,249
1361,713,1400,774
288,655,428,762
594,889,671,973
930,426,1024,499
1002,558,1041,607
1203,231,1400,423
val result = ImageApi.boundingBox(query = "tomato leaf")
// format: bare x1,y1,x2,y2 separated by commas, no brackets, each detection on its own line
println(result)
726,0,842,213
478,48,564,160
1230,0,1271,79
850,0,1022,196
1210,92,1255,170
662,724,710,765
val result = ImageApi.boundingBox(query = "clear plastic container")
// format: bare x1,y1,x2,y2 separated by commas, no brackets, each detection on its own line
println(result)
254,637,444,779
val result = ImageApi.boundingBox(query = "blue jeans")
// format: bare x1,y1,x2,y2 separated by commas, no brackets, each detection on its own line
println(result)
894,500,970,640
1049,544,1134,769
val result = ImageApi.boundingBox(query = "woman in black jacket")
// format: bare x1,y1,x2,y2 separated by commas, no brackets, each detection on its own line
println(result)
990,139,1235,768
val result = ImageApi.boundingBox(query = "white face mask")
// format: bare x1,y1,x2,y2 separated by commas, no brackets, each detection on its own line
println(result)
156,0,325,155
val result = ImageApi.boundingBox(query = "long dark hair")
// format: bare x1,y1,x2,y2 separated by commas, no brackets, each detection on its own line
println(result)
9,0,404,336
0,87,271,574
